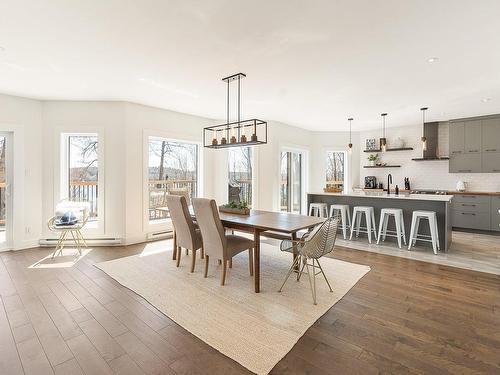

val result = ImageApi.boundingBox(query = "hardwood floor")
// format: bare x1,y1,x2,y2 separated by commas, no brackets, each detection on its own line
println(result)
0,241,499,374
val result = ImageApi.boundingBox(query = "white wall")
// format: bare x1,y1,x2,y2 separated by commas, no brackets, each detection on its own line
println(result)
359,124,500,191
0,94,43,250
0,93,361,249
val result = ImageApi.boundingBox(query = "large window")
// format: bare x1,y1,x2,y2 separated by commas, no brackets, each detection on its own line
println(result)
228,147,253,207
326,151,346,192
65,134,99,221
148,137,198,221
280,151,303,214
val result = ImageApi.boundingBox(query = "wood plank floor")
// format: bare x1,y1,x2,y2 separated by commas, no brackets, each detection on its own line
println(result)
0,240,499,374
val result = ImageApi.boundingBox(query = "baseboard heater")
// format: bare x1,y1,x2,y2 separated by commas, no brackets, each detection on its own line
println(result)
39,237,123,247
146,230,173,241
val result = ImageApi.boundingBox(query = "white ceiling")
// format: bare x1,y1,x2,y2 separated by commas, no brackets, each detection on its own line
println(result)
1,0,500,131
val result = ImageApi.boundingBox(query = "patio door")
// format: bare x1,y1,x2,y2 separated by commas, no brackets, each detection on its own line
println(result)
0,133,12,250
280,150,304,214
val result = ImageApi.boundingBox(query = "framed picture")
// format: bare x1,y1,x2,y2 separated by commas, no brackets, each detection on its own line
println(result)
365,138,377,150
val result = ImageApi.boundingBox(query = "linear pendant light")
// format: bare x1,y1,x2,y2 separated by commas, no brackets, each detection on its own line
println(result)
347,117,353,153
420,107,428,151
380,113,388,152
203,73,267,149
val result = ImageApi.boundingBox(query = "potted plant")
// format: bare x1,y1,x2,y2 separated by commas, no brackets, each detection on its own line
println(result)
367,154,378,166
219,200,250,215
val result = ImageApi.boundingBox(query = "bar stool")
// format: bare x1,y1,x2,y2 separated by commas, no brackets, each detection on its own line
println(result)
377,208,406,248
329,204,351,239
408,210,440,254
350,206,377,243
308,203,328,218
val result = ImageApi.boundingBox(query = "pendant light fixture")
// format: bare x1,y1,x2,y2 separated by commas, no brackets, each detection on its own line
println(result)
380,113,388,152
204,73,267,149
347,117,353,153
420,107,428,151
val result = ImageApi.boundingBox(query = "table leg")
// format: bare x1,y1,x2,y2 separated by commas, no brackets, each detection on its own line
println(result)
291,231,299,271
172,229,177,261
254,229,261,293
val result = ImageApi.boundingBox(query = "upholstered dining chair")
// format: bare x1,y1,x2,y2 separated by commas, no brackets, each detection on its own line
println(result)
166,195,203,272
192,198,254,286
278,215,340,304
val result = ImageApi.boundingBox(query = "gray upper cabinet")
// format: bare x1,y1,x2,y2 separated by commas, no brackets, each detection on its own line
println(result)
449,153,481,173
482,118,500,152
449,115,500,172
449,122,465,154
482,152,500,173
464,120,482,153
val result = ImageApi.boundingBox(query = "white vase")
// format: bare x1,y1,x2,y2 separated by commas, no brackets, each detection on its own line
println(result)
369,160,376,166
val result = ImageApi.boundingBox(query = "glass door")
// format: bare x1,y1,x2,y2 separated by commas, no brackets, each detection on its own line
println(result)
280,151,303,214
0,133,12,250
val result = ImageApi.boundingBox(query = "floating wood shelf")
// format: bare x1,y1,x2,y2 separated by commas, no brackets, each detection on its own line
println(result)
363,165,401,168
411,157,450,161
364,147,413,152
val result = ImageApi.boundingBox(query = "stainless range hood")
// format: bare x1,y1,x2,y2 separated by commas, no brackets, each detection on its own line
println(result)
412,121,450,161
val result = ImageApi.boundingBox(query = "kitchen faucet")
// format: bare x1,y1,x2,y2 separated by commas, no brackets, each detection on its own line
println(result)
387,174,393,195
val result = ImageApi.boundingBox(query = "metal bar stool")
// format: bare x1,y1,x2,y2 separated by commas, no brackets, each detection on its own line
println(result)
308,203,328,218
408,210,440,254
377,208,406,248
329,204,351,239
350,206,377,243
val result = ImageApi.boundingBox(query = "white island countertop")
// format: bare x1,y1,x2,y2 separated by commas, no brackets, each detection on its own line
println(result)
307,191,453,202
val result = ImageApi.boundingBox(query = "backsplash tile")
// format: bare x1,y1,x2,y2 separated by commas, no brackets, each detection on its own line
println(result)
359,124,500,192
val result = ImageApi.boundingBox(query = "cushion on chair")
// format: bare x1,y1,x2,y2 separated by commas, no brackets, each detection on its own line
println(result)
225,235,254,257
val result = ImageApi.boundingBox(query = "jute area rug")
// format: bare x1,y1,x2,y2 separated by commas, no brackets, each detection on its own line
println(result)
96,244,370,374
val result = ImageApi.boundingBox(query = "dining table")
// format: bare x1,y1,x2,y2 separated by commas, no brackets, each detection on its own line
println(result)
161,207,325,293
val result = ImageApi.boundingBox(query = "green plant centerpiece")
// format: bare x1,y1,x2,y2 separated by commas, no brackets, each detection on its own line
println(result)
367,153,378,166
219,200,250,215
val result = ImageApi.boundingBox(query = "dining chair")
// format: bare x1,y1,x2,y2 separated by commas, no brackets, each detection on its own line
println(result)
166,195,203,272
192,198,254,286
278,215,340,304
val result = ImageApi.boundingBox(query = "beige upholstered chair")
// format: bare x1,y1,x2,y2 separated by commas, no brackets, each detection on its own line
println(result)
192,198,254,285
166,195,203,272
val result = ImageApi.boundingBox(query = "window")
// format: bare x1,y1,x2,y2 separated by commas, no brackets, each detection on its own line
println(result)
65,134,99,221
280,151,302,214
326,151,346,192
228,147,253,207
148,137,198,222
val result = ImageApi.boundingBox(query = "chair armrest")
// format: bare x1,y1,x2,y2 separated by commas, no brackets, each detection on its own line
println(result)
280,239,306,252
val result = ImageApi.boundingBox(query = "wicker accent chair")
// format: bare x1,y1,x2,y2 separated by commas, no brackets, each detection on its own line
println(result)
278,215,340,304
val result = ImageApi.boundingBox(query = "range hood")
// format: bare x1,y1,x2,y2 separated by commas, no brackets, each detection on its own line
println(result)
411,121,450,161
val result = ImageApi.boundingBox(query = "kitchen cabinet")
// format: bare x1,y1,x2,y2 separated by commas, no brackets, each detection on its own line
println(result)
451,194,491,231
449,115,500,172
482,118,500,152
482,152,500,173
449,122,465,155
491,196,500,231
449,153,481,173
464,120,482,153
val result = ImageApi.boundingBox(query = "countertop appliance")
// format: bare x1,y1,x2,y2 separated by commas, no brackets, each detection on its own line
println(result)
456,180,466,192
364,176,377,189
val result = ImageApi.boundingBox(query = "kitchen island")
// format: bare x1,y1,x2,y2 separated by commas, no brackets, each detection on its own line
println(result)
307,191,453,251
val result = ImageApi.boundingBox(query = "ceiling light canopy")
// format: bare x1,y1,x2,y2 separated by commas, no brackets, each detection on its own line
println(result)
427,57,439,63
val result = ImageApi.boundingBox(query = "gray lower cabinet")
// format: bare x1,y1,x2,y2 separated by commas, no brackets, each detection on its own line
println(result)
481,152,500,173
491,196,500,231
449,153,481,173
451,194,492,231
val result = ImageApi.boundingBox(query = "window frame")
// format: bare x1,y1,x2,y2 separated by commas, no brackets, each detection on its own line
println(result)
227,146,255,207
57,130,105,235
143,131,202,232
324,150,348,193
277,145,309,214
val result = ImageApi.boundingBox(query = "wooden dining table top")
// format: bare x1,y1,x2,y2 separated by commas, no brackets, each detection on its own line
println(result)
157,206,325,233
218,209,325,233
